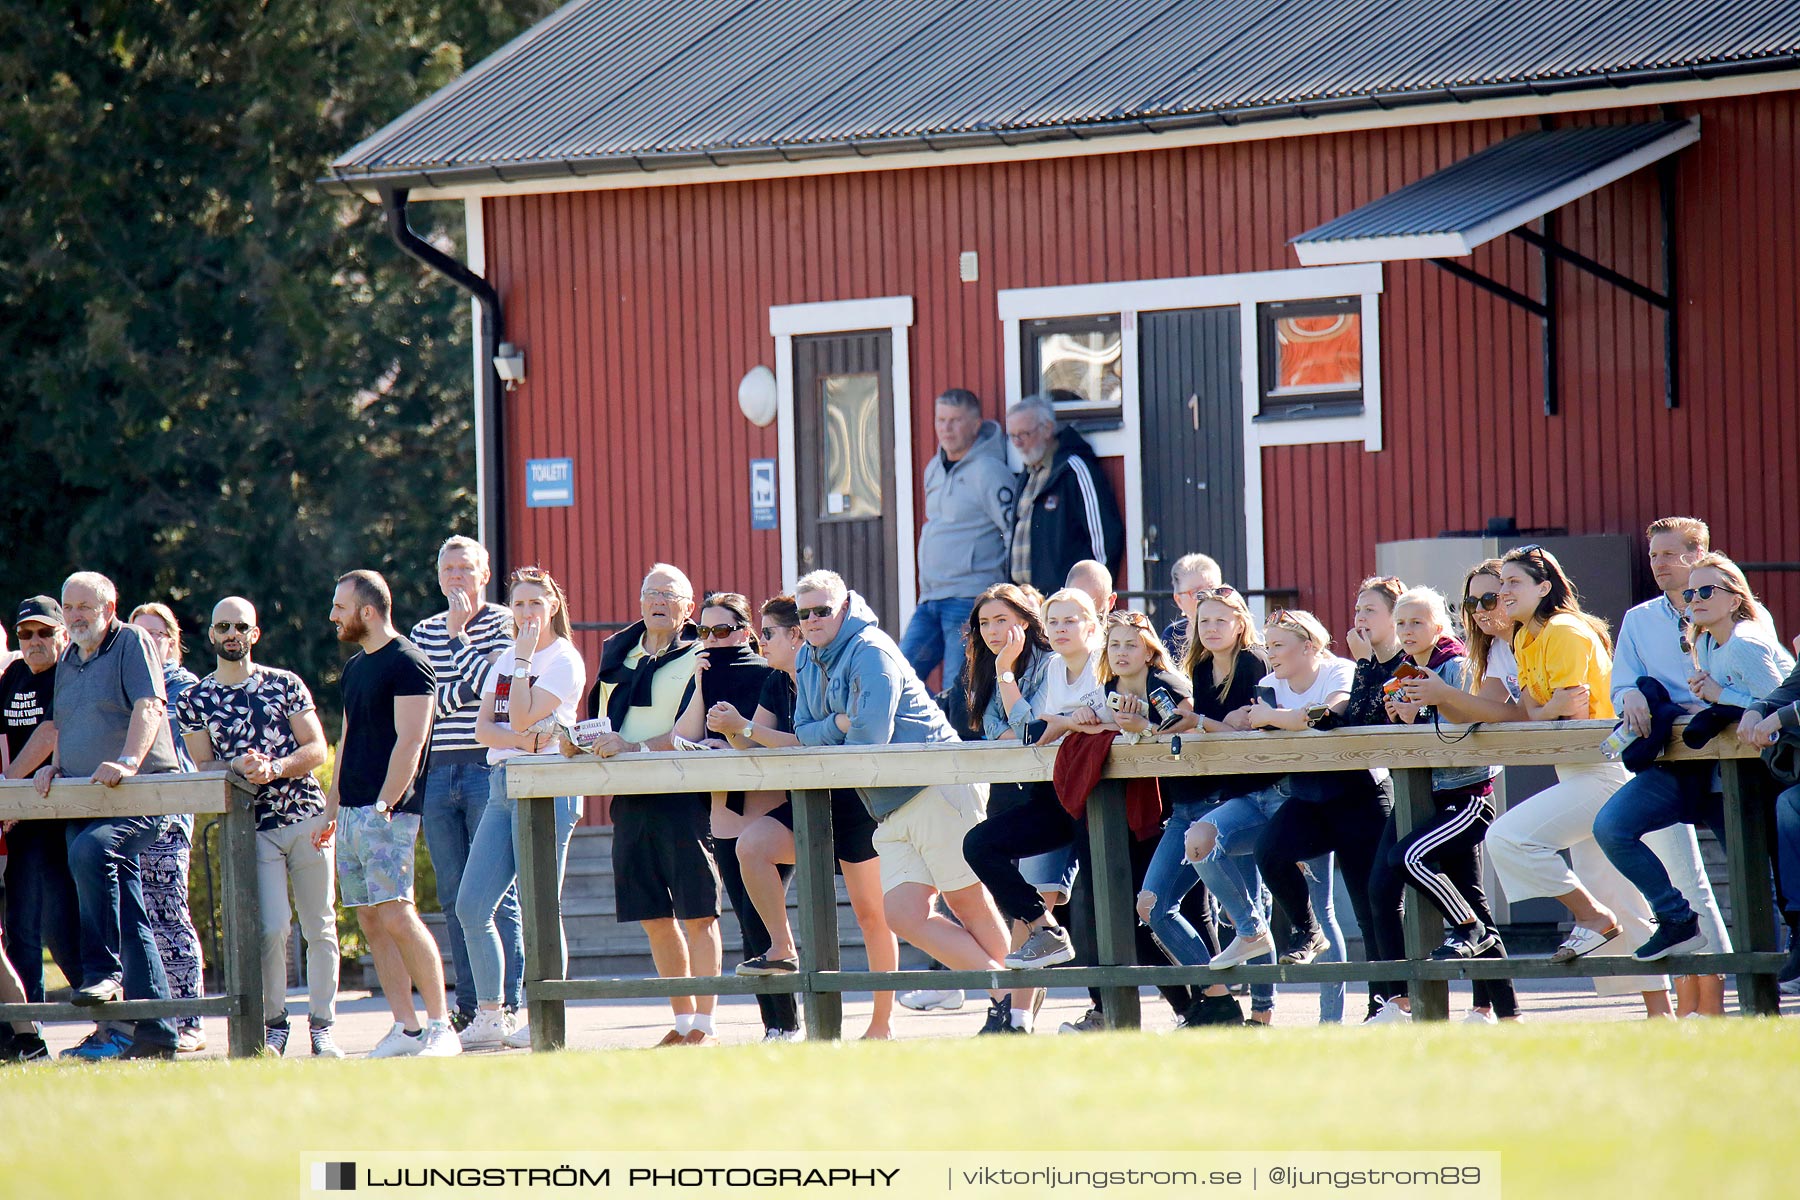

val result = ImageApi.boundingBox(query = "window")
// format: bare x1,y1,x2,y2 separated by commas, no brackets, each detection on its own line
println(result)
819,373,882,519
1022,314,1122,424
1257,297,1363,420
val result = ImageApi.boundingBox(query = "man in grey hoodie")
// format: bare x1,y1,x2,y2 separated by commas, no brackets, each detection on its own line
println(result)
792,570,1037,1033
899,389,1016,692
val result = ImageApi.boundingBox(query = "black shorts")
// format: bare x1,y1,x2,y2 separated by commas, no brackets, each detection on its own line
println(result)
610,793,721,923
768,788,878,868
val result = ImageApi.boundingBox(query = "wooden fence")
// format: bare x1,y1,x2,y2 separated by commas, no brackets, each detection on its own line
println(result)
0,772,265,1057
504,720,1787,1047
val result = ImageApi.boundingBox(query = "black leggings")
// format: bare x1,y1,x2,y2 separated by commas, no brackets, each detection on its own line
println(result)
962,783,1077,925
1256,773,1403,1005
714,836,800,1035
1369,785,1519,1018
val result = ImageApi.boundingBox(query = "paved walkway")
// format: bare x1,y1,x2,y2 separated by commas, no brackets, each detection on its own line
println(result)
32,978,1797,1060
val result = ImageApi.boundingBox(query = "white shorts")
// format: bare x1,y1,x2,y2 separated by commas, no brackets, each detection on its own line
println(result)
872,782,988,894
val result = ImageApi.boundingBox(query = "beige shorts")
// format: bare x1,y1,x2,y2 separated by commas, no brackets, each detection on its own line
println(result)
872,782,988,894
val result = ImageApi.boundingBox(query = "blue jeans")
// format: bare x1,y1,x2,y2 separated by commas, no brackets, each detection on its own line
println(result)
1593,764,1723,926
1776,785,1800,917
65,814,177,1048
899,597,977,693
456,769,580,1005
422,759,524,1014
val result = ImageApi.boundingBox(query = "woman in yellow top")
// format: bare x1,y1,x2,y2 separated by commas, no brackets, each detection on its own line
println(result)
1480,546,1676,1015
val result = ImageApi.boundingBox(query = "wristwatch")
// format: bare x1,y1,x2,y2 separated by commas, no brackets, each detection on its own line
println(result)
118,754,141,770
512,661,531,679
999,670,1016,684
741,724,756,741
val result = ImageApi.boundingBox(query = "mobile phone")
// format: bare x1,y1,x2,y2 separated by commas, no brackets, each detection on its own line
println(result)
1149,686,1178,727
1254,686,1278,706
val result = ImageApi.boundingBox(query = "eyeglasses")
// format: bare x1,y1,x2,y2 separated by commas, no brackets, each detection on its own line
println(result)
212,621,253,635
796,603,837,621
15,627,57,641
1681,584,1737,603
1463,592,1500,612
642,588,691,604
1006,423,1052,446
696,622,744,639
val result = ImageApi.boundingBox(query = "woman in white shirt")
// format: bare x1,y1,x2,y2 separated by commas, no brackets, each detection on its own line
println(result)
461,567,587,1049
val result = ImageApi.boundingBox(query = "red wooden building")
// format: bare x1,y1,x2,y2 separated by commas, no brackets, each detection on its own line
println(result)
328,0,1800,676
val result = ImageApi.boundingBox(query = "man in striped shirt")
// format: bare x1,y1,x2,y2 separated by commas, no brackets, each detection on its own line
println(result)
409,535,523,1031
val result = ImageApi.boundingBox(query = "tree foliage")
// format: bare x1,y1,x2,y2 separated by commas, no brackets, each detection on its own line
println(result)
0,0,557,719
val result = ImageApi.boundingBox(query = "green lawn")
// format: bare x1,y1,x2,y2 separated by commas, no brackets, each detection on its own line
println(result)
5,1020,1792,1198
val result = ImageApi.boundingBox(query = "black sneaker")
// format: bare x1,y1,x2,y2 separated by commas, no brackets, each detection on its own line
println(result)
1633,914,1707,961
735,954,800,976
450,1011,475,1034
1777,935,1800,991
976,995,1023,1035
264,1020,291,1056
1278,928,1329,965
0,1031,50,1064
1430,923,1499,960
1179,991,1246,1028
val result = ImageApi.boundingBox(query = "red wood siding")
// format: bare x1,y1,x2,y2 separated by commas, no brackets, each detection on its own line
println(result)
486,89,1800,705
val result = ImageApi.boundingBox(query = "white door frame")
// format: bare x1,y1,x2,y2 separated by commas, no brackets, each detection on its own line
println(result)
769,296,918,629
998,264,1383,610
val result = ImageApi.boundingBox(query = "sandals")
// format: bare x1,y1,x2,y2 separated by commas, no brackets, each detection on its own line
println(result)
1550,923,1621,963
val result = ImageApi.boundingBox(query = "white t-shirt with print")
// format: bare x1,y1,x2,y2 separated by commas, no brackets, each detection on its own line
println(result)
1261,655,1356,711
1484,639,1522,701
482,638,587,766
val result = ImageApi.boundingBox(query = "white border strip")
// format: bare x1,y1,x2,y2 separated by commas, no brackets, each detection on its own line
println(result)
464,196,491,550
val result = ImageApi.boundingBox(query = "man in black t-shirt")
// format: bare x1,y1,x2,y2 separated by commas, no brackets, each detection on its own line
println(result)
2,596,74,1059
323,570,459,1059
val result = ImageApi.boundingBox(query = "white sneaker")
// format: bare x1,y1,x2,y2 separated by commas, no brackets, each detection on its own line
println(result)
1363,998,1413,1025
1208,931,1275,970
417,1019,463,1057
459,1008,508,1050
898,988,965,1011
368,1022,424,1059
503,1017,534,1050
1461,1009,1498,1025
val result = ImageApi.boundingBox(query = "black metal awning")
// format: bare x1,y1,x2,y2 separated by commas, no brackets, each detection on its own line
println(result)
1290,120,1700,413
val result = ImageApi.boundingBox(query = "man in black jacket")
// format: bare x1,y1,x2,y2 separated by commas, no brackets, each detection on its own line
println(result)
1005,394,1123,591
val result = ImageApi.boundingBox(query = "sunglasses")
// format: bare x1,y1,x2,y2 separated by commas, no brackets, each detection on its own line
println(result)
758,625,793,642
1193,586,1238,602
15,626,58,641
1463,591,1501,612
696,622,744,639
212,621,254,635
510,565,550,583
1681,584,1737,603
796,604,837,621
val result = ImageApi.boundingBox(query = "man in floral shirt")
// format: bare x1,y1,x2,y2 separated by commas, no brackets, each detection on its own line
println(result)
176,596,340,1058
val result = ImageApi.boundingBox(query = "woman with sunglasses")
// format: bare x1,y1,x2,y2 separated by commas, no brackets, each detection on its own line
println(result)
705,595,898,1040
464,567,586,1049
1473,546,1680,1015
1250,584,1408,1022
1134,585,1273,1026
1593,556,1783,987
1191,610,1351,1022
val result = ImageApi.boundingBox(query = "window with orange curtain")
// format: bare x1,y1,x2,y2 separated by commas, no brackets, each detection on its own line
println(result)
1258,297,1364,418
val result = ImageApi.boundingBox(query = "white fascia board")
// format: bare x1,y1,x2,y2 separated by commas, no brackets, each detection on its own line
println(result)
770,296,914,336
1293,231,1472,266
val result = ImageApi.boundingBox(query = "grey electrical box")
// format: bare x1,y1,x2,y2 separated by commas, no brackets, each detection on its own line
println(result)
1374,534,1637,633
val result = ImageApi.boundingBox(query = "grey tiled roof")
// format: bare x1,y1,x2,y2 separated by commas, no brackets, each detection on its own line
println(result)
326,0,1800,192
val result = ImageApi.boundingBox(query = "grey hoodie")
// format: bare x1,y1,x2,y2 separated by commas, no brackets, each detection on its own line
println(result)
793,591,961,819
917,420,1016,602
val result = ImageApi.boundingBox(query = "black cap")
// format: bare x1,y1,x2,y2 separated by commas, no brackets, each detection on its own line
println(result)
17,596,63,628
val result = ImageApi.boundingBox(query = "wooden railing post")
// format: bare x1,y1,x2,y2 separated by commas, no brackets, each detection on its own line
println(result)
1392,767,1448,1021
792,788,843,1040
1721,760,1781,1017
1087,780,1140,1030
516,792,567,1049
218,777,266,1058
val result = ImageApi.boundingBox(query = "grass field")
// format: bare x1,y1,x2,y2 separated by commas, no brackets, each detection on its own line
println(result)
5,1020,1793,1199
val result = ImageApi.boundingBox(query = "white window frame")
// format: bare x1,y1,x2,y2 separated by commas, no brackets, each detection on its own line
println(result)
997,264,1383,606
769,296,918,629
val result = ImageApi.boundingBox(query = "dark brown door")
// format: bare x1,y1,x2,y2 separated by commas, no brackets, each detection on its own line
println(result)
793,331,900,625
1138,307,1247,615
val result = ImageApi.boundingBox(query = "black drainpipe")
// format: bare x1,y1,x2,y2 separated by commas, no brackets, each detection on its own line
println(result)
379,186,508,597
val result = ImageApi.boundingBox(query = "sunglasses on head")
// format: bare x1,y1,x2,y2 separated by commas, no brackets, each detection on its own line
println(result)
510,565,551,585
1463,591,1501,612
1681,584,1737,604
796,603,837,621
696,622,744,639
1194,585,1238,602
212,621,253,635
16,626,57,641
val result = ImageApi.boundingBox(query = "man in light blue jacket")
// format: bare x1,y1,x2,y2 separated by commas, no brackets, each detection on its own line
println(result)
792,570,1036,1033
898,389,1016,692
